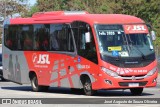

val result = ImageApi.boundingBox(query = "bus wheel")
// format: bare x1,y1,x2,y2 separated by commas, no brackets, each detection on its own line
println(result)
71,88,83,94
31,75,49,92
1,77,6,81
130,88,143,95
83,77,97,96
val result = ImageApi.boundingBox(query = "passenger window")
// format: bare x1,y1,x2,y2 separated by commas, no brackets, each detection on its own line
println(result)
34,24,50,51
5,26,18,50
4,24,74,52
50,24,74,52
22,25,33,50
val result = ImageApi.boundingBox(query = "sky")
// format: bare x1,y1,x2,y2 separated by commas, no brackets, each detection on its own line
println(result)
28,0,37,6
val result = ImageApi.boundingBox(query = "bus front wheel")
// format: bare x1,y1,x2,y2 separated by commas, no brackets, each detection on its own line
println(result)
130,88,143,95
31,75,49,92
82,77,97,96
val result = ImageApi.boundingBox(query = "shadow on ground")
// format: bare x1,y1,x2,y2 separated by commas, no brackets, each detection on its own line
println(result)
1,86,154,97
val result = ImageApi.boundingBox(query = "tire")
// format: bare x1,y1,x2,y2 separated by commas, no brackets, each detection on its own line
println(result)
83,77,97,96
71,88,83,94
1,77,6,81
130,88,143,95
31,75,49,92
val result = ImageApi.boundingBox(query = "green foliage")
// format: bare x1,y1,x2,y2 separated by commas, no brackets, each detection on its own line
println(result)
0,0,28,44
26,5,39,17
0,0,28,17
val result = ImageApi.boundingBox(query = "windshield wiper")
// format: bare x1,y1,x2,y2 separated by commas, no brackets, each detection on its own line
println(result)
133,46,146,60
123,33,131,56
128,34,145,60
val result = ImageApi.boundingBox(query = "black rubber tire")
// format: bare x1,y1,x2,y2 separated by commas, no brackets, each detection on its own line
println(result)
71,88,83,94
130,88,143,95
83,77,97,96
1,77,6,81
31,75,49,92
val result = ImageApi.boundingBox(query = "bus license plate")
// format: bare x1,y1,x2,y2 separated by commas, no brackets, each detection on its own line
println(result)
129,83,139,87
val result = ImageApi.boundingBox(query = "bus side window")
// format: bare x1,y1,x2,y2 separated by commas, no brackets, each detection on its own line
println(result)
50,30,60,51
34,24,50,51
67,29,74,52
42,37,49,50
17,26,22,50
5,25,18,50
23,33,33,50
21,25,33,51
50,24,74,52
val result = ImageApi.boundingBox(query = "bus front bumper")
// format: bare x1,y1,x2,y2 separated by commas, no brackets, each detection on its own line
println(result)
92,71,158,90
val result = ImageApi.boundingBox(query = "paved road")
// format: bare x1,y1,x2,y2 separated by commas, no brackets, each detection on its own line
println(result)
0,79,160,98
0,74,159,107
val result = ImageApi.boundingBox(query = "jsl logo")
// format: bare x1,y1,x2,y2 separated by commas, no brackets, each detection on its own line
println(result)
127,25,146,31
32,53,50,64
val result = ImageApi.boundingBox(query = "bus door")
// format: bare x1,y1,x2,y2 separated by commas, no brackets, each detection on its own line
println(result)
69,21,98,88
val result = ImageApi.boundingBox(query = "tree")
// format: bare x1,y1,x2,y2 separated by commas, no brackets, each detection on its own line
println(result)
0,0,28,18
109,0,160,44
23,0,160,46
0,0,28,44
26,5,39,17
27,0,111,15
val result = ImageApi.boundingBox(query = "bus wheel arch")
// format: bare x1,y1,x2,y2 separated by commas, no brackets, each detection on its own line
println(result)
80,74,97,96
29,71,37,81
29,71,49,92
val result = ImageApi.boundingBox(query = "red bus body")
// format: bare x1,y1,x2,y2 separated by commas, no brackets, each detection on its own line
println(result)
2,11,158,95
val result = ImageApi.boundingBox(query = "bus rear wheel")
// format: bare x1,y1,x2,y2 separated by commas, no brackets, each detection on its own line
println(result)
31,75,49,92
130,88,143,95
82,77,97,96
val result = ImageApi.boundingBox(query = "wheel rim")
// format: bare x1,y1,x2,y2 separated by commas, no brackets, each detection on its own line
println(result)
32,77,38,89
84,82,91,93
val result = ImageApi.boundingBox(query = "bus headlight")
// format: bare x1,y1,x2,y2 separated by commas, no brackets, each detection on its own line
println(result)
147,67,157,76
101,67,119,77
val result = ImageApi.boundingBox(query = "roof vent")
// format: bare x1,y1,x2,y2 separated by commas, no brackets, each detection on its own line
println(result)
32,11,88,18
32,11,64,18
64,11,88,15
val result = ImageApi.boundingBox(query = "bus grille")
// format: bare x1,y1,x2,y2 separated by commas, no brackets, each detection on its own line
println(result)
119,75,146,80
118,81,148,87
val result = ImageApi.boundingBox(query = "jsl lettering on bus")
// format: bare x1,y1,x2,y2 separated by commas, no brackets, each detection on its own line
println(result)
33,54,50,64
129,25,146,31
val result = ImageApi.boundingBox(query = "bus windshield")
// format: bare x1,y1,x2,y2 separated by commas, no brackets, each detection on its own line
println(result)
96,24,154,58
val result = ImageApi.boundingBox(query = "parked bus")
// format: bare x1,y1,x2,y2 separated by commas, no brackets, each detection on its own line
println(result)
2,11,158,96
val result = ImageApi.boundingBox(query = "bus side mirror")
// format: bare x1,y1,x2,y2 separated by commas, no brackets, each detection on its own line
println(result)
85,32,91,43
151,31,156,41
